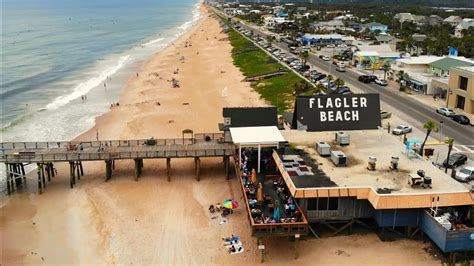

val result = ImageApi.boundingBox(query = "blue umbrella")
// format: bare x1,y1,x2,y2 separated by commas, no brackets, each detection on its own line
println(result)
273,200,281,221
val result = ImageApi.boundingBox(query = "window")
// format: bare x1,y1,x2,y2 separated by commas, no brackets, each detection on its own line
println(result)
459,76,468,91
328,198,339,210
317,198,328,210
456,95,466,110
307,198,318,211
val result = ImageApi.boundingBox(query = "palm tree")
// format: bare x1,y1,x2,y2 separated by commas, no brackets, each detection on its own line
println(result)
444,137,454,173
419,120,437,156
266,35,273,46
334,78,345,88
382,63,391,80
300,51,309,66
315,83,326,95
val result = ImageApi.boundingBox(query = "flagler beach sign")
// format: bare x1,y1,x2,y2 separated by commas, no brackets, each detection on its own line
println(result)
292,94,381,131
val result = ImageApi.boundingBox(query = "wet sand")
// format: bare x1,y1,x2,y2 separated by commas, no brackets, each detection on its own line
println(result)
0,6,440,265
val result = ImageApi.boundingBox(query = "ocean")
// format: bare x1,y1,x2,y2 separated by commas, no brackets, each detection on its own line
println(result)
0,0,200,192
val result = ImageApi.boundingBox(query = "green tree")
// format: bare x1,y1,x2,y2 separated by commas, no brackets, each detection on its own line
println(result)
266,35,273,46
315,83,326,95
300,51,309,66
419,120,437,156
444,137,454,174
334,78,345,88
382,63,391,80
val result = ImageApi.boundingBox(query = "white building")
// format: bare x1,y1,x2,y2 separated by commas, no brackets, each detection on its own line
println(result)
443,15,462,26
394,13,414,23
455,18,474,37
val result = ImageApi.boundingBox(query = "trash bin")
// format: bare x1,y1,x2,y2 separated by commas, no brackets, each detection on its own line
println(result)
424,148,434,156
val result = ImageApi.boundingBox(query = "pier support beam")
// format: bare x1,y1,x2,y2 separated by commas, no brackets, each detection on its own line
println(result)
166,158,171,182
105,160,112,181
76,161,81,180
224,156,230,180
79,161,84,176
258,237,264,263
294,234,300,260
134,159,140,181
40,163,46,188
51,163,56,177
46,163,52,182
69,161,75,188
37,164,43,194
195,157,201,181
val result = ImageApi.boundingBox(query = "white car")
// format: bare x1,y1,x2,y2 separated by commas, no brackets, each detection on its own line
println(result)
391,125,412,135
455,166,474,182
436,107,455,117
321,55,330,61
327,44,335,48
374,79,388,86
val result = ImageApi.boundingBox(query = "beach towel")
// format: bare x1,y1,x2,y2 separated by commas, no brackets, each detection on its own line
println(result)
229,245,244,255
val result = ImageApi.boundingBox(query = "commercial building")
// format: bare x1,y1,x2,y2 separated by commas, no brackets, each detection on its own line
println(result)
447,66,474,122
363,22,388,33
429,57,473,77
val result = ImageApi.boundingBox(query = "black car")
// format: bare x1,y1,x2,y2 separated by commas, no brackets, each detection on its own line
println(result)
452,115,470,125
358,75,376,83
443,153,468,168
312,74,326,82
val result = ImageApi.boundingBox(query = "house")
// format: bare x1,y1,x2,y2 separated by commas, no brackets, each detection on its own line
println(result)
263,16,293,28
296,6,307,13
394,13,414,23
419,15,443,26
363,22,388,33
311,20,345,32
443,15,462,26
249,10,261,15
447,66,474,122
393,56,444,94
429,57,474,77
347,21,363,32
412,15,426,25
375,34,395,44
455,18,474,37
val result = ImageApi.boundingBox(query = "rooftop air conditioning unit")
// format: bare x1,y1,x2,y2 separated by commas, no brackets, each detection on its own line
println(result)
331,150,347,166
316,142,331,156
335,131,350,146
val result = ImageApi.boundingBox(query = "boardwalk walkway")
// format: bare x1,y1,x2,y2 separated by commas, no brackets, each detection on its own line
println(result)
2,133,235,194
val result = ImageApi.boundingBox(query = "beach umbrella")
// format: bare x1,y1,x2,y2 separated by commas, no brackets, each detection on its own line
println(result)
251,168,257,184
223,199,239,209
257,182,263,204
273,200,281,221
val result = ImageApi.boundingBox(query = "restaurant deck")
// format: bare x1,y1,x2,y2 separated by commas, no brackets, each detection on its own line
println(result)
278,130,474,209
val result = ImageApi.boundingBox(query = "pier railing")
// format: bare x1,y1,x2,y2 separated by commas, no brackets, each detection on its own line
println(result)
0,133,226,151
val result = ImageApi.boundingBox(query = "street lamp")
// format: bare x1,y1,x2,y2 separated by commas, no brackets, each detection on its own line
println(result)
439,120,443,138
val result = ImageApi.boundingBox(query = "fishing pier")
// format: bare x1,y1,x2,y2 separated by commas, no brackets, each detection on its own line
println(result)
1,132,234,194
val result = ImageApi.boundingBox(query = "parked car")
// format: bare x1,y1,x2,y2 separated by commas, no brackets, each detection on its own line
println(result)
374,79,388,86
380,111,392,119
451,115,470,125
454,166,474,182
391,125,412,135
334,86,351,94
443,153,468,168
336,66,346,72
321,55,330,61
327,44,335,48
312,74,326,82
358,75,373,83
436,107,455,117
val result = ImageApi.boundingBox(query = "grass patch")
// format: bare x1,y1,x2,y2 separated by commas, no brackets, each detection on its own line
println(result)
226,27,312,113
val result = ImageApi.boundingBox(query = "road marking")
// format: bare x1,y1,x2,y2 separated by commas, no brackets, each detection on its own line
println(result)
453,145,474,153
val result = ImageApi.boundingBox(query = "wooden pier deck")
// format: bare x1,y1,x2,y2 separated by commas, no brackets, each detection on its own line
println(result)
2,133,235,194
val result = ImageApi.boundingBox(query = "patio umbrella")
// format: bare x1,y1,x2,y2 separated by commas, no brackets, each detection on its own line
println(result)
257,182,263,204
273,200,281,221
223,199,239,209
251,169,257,184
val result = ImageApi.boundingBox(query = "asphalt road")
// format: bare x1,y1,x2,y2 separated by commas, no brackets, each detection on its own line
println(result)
231,18,474,146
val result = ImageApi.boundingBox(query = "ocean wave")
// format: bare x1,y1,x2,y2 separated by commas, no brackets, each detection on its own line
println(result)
46,55,130,110
142,37,164,47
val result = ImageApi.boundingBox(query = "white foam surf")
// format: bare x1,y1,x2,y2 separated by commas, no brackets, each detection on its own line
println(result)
46,55,130,110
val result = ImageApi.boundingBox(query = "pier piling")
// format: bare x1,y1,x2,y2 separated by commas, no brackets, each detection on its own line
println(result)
195,157,201,181
105,160,112,181
166,158,171,182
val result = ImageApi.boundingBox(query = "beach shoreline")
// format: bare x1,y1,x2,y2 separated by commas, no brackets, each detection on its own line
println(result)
1,5,441,265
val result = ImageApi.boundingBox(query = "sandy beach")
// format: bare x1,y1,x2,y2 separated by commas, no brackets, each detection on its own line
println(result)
1,6,441,265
